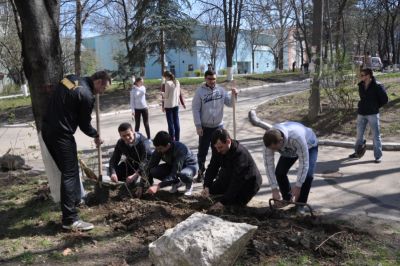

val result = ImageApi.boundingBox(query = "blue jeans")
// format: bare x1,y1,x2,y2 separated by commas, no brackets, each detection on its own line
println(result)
165,106,180,141
275,146,318,204
197,126,222,173
355,114,382,159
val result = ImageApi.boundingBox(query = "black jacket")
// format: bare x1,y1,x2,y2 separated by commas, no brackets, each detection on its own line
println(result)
144,141,197,188
357,78,388,115
204,140,262,205
108,132,152,176
43,75,98,137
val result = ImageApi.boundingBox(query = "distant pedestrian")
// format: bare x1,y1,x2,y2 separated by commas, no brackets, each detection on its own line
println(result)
349,68,388,163
161,71,186,141
192,70,238,183
292,61,296,72
130,77,151,139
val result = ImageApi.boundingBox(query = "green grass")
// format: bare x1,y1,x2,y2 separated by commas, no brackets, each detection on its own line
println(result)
378,72,400,79
0,96,31,112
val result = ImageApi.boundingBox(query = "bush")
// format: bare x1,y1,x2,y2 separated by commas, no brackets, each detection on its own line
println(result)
218,68,227,75
0,84,21,96
194,69,201,77
184,71,191,77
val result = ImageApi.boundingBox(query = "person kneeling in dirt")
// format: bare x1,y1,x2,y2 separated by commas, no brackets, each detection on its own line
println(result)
263,122,318,214
139,131,198,197
201,129,262,212
109,123,152,189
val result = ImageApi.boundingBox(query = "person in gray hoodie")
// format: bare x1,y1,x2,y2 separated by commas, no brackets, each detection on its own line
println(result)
262,121,318,214
192,70,237,182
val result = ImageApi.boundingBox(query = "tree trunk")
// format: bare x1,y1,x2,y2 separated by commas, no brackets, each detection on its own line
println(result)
14,0,64,202
160,29,166,75
252,49,255,73
308,0,323,121
74,0,82,76
278,45,284,70
226,46,233,80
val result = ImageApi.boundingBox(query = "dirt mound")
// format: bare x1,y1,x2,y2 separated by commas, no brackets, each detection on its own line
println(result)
94,191,369,265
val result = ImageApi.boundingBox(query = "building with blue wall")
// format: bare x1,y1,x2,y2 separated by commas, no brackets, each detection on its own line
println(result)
83,25,292,79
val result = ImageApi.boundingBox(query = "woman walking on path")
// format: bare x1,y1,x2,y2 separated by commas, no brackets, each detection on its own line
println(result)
161,71,186,141
130,77,151,139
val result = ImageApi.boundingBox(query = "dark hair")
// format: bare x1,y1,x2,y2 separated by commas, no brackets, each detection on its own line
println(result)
153,131,172,147
361,68,373,78
118,122,133,132
204,70,216,77
163,71,176,82
263,129,283,147
134,77,143,85
91,70,112,84
211,128,231,145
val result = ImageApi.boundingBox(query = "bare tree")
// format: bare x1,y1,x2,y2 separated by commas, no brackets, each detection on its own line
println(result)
198,8,224,71
308,0,323,121
198,0,245,80
290,0,312,66
243,9,264,73
257,0,294,70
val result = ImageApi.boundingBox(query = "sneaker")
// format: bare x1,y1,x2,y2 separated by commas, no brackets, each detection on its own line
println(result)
62,220,94,231
375,158,382,163
195,170,204,183
349,153,359,159
184,182,193,196
169,181,183,193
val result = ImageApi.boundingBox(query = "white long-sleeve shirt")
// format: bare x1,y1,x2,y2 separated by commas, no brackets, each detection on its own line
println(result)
263,122,318,188
130,85,148,111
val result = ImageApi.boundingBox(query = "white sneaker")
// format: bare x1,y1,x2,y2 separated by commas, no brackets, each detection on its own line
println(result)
184,182,193,196
62,220,94,231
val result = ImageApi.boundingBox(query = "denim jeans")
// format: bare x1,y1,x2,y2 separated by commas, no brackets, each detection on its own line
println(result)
149,163,198,187
275,146,318,204
355,114,382,159
197,126,222,173
165,106,180,141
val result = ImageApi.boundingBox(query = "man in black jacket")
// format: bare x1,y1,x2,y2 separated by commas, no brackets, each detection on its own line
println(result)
109,123,152,185
42,71,111,231
201,129,262,211
140,131,198,197
349,68,388,163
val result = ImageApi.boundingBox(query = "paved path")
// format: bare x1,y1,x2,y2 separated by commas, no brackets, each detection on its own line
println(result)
1,80,399,222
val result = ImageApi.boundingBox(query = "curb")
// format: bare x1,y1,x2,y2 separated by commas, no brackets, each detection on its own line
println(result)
248,109,400,151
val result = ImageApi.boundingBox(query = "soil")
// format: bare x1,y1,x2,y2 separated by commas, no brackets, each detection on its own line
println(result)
0,170,399,265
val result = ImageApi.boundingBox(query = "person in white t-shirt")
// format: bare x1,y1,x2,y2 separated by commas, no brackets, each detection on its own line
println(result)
130,77,151,139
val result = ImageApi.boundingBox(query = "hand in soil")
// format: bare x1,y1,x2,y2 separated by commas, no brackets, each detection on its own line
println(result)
126,173,139,183
201,188,210,198
147,185,159,195
110,174,118,183
135,187,143,198
291,186,301,202
209,202,224,212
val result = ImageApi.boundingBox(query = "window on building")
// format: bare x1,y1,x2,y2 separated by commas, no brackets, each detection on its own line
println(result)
188,64,194,71
256,63,259,68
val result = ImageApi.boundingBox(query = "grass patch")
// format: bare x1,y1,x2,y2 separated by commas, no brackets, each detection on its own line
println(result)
0,96,31,112
256,79,400,140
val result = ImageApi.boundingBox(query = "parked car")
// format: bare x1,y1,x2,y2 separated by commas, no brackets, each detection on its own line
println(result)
371,57,383,71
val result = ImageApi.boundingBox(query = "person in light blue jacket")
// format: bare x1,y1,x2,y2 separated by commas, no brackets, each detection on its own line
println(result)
262,121,318,214
192,70,237,183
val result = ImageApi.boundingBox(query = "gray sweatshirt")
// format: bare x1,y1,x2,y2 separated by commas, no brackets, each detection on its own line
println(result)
263,122,318,188
192,84,233,129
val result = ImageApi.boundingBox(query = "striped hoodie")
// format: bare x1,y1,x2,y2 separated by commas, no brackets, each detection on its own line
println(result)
263,122,318,188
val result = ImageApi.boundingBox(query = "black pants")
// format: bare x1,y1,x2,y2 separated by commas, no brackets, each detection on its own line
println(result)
148,163,197,188
135,108,150,139
275,146,318,204
115,161,136,182
209,170,260,206
42,126,80,225
197,126,221,173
